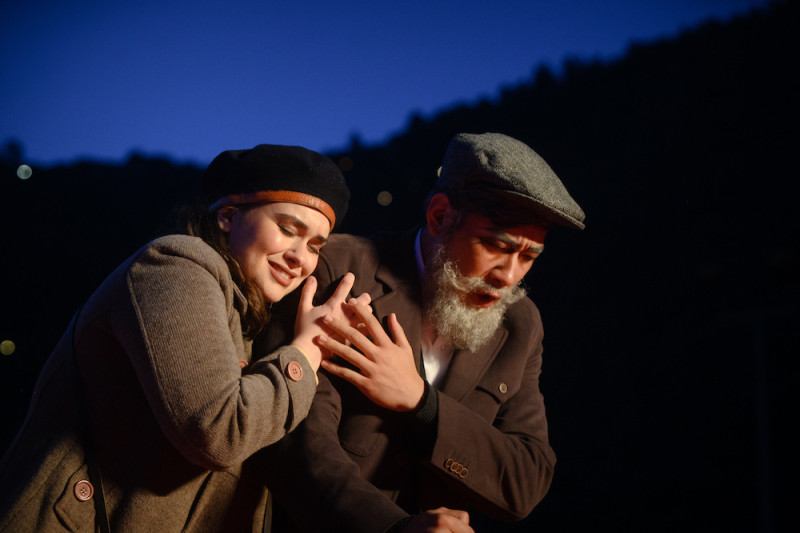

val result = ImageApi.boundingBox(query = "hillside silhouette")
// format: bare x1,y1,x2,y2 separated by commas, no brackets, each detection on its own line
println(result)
1,2,796,531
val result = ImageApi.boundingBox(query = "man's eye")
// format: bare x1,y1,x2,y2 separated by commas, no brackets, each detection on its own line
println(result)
278,224,295,237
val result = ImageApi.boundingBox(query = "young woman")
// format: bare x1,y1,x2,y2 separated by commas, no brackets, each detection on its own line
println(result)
0,144,362,532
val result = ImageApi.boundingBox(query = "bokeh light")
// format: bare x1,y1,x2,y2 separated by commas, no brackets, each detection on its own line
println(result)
0,340,16,356
17,164,32,180
377,191,393,206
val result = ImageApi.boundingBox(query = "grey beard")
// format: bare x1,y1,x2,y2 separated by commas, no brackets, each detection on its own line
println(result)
425,249,526,352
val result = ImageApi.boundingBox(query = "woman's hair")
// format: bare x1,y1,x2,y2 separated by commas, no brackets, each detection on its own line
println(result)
178,202,269,339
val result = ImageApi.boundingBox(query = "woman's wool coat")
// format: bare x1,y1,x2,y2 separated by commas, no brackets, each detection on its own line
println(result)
0,235,316,532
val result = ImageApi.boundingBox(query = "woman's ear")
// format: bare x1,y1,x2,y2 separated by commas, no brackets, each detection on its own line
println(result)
426,193,454,237
216,206,237,233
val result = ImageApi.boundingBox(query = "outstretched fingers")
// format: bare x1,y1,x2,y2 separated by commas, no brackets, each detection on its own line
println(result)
350,292,372,306
321,313,376,360
341,301,395,347
297,275,318,313
318,332,373,383
387,312,411,351
325,272,355,307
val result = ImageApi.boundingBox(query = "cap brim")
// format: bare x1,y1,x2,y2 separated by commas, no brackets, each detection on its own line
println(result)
495,189,586,230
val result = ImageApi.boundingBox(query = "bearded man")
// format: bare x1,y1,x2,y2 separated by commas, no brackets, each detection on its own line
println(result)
256,132,585,533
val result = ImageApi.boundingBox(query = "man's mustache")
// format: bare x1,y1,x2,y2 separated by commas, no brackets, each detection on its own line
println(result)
442,261,526,306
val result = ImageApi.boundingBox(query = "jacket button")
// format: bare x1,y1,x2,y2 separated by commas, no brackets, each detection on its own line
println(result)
286,361,304,382
498,383,508,394
459,467,469,478
73,480,94,501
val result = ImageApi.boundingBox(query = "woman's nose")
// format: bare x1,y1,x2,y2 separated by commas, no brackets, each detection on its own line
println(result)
284,243,307,270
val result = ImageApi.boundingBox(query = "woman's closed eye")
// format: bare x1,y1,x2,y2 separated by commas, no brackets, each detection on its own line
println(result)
277,223,295,237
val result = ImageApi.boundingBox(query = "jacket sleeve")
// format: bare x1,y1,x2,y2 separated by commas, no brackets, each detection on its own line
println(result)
259,373,410,533
422,306,556,520
108,237,317,470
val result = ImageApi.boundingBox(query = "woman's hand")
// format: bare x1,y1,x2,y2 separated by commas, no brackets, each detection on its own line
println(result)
290,273,370,372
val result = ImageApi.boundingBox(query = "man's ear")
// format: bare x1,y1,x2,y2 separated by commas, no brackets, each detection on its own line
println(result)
426,193,454,237
216,206,237,233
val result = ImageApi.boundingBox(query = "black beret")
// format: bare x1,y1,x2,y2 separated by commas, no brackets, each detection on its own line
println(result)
202,144,349,229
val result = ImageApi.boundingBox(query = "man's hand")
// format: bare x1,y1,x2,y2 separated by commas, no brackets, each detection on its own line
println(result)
291,273,370,371
402,508,473,533
318,301,425,412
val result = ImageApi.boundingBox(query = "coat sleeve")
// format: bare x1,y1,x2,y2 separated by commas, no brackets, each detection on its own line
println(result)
109,237,317,470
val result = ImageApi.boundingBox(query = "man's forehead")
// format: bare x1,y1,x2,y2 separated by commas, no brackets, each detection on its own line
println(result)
468,213,548,244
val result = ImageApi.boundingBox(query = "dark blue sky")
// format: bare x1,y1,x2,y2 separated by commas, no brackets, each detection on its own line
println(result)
1,0,772,167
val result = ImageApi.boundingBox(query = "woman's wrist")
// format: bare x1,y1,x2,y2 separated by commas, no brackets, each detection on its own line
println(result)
289,339,321,384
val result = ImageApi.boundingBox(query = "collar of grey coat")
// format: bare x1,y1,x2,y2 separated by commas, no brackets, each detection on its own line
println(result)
231,279,249,315
370,228,510,402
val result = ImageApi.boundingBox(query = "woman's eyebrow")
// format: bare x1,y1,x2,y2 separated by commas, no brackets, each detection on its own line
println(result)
276,213,328,243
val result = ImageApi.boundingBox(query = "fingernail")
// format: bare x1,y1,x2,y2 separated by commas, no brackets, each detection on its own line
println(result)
323,315,333,324
317,334,328,343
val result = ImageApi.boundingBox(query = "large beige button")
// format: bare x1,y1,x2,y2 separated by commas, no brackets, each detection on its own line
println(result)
286,361,304,382
73,480,94,501
498,383,508,394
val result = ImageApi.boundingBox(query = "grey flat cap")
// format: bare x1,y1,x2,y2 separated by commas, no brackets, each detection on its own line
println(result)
437,132,585,229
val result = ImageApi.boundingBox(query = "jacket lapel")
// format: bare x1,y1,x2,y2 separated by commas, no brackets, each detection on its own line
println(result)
372,229,425,373
437,325,508,402
371,291,424,372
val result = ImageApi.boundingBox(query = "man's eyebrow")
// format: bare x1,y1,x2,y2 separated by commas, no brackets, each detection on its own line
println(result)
494,231,544,254
276,212,329,244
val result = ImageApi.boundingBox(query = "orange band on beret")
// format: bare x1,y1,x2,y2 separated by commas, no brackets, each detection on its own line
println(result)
209,190,336,228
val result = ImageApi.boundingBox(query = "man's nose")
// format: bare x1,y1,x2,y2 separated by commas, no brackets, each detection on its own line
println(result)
490,255,520,288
